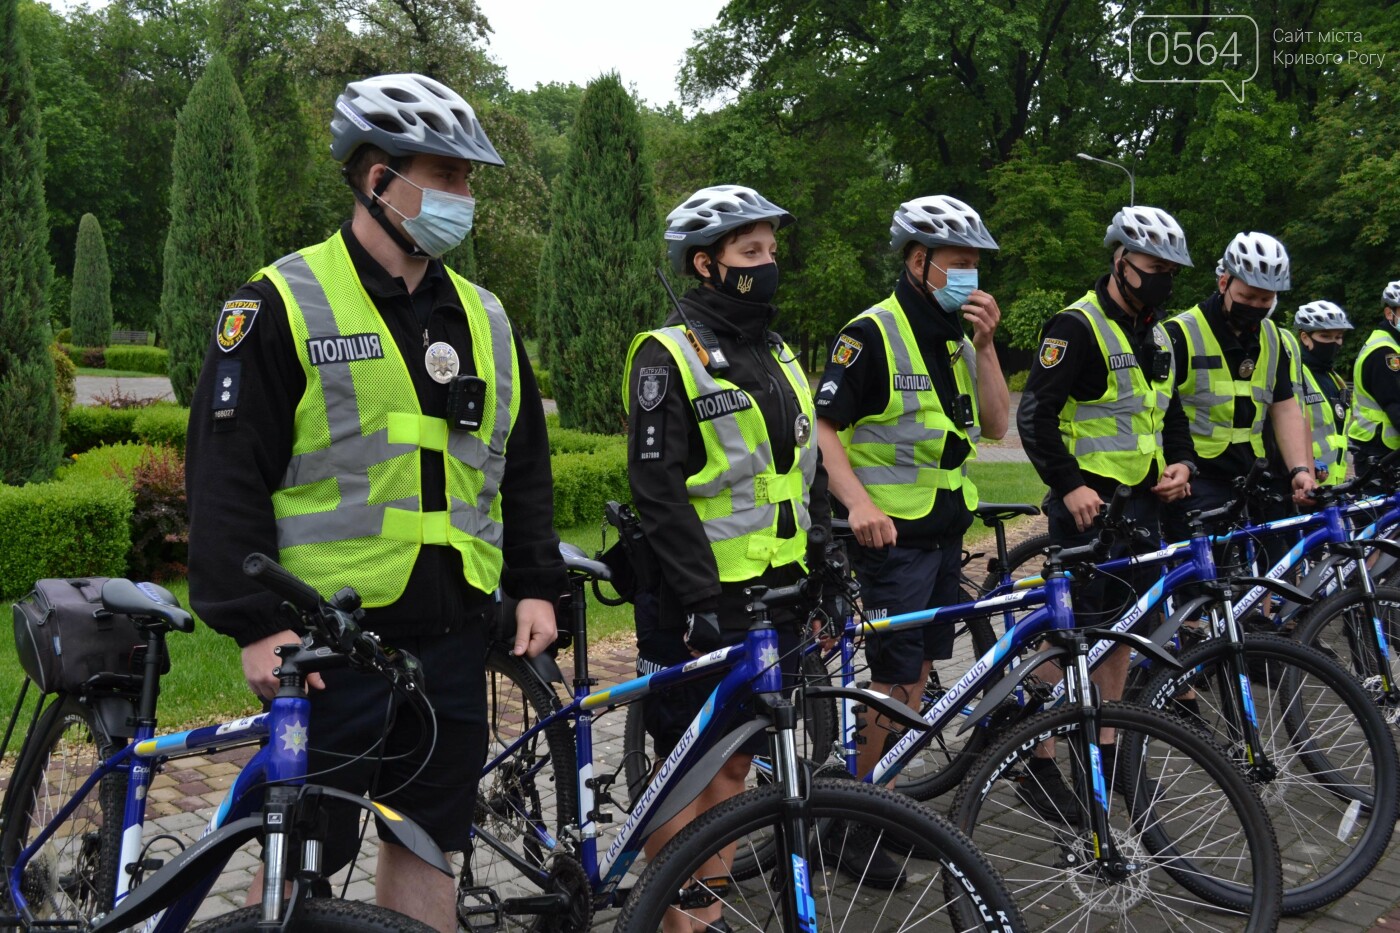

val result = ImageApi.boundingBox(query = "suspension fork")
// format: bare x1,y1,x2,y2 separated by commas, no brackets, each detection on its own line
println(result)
1208,600,1270,772
1063,636,1123,871
761,694,816,933
1348,554,1396,696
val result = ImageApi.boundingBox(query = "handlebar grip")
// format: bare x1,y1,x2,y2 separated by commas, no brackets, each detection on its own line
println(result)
243,552,324,612
1103,484,1132,526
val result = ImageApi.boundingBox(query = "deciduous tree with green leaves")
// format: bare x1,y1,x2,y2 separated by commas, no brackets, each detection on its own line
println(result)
536,73,664,433
70,213,113,347
160,54,262,406
0,0,62,484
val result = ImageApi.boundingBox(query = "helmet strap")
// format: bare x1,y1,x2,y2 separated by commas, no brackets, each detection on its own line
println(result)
353,157,427,258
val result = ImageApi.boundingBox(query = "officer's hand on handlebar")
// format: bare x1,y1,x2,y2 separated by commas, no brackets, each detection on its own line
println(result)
684,610,724,655
1063,484,1104,533
240,629,326,701
1291,467,1318,507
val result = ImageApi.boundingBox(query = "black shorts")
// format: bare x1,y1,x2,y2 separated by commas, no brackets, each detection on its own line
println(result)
306,627,488,870
853,540,964,684
1047,490,1162,624
636,614,803,761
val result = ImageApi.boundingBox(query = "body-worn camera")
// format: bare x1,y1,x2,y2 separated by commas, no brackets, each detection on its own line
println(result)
953,393,976,428
447,375,488,432
1151,349,1172,382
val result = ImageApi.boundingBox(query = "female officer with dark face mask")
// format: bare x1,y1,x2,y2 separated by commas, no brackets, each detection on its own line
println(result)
623,184,832,932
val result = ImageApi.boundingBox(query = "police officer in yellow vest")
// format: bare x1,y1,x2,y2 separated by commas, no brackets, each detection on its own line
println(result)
1018,205,1197,821
186,74,564,932
1282,301,1353,485
1350,280,1400,474
624,185,831,922
1163,232,1318,545
816,195,1009,810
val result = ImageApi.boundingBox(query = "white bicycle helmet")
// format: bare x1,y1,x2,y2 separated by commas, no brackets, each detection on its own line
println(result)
1103,206,1193,267
889,195,999,252
1294,300,1353,332
330,73,503,166
1383,280,1400,309
1219,232,1291,291
664,185,794,275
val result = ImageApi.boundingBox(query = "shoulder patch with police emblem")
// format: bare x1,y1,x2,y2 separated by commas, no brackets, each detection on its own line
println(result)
1387,353,1400,373
215,300,260,352
1038,337,1067,369
637,366,669,411
831,334,863,366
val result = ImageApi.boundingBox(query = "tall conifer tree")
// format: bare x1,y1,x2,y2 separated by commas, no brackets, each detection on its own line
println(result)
70,213,113,347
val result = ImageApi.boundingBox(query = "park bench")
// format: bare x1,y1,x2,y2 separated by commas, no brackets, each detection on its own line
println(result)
110,329,150,346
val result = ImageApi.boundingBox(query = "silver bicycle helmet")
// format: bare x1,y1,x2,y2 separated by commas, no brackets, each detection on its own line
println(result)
889,195,999,252
1103,206,1193,267
1219,232,1291,291
330,73,503,166
1293,300,1353,332
664,185,794,275
1383,280,1400,309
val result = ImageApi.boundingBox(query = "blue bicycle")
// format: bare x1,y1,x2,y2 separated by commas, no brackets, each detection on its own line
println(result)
459,543,1026,932
1,557,447,933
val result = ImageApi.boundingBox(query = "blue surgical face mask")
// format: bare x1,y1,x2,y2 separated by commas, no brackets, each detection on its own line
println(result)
931,263,979,314
382,168,475,257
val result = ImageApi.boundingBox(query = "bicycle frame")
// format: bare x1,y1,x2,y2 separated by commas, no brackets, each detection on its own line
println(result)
476,622,790,898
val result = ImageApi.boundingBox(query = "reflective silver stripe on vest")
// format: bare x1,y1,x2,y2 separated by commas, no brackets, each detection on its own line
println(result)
1063,302,1165,453
1177,312,1276,440
658,327,810,544
446,284,515,548
849,310,974,486
275,253,417,548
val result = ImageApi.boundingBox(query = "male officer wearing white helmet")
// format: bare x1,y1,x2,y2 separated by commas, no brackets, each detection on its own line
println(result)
187,74,563,931
1163,231,1317,545
1281,301,1352,485
1017,205,1198,821
816,194,1009,822
1350,281,1400,474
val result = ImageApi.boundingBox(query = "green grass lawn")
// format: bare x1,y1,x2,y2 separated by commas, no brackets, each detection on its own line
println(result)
0,462,1044,735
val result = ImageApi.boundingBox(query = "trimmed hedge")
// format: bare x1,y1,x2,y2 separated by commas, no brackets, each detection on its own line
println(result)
104,346,169,375
63,403,187,455
549,427,625,456
62,442,150,483
133,406,190,452
0,478,133,598
551,444,629,527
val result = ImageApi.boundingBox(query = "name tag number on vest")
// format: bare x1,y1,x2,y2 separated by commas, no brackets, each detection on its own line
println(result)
306,333,386,366
893,373,933,391
693,389,754,421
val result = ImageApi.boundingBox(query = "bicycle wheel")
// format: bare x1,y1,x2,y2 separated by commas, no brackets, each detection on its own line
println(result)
191,897,436,931
622,649,838,806
979,532,1052,596
615,778,1025,932
1294,583,1400,738
1140,633,1399,914
462,647,579,928
0,695,125,926
951,702,1281,931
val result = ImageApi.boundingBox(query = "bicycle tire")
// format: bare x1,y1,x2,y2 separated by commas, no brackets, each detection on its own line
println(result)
0,695,125,928
951,702,1282,931
462,647,579,928
615,778,1025,933
622,649,838,807
1293,583,1400,740
190,897,437,932
979,531,1052,596
1140,633,1399,914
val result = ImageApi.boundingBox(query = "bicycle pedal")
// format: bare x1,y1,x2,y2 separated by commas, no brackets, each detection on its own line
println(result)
457,885,503,932
677,877,729,910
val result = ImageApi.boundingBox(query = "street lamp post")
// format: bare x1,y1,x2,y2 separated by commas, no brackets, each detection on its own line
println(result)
1076,151,1143,206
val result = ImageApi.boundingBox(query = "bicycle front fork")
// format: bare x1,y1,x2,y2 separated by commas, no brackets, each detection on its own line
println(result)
760,694,818,933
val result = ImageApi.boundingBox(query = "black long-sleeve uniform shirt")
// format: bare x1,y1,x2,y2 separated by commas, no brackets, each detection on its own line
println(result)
626,286,831,624
1163,292,1294,482
1019,275,1196,500
1354,327,1400,461
814,273,977,547
186,222,565,647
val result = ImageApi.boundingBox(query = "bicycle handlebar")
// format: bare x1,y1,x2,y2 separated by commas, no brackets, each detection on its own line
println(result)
243,552,323,612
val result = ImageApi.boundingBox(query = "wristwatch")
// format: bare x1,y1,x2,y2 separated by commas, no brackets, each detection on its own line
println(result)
1289,465,1312,479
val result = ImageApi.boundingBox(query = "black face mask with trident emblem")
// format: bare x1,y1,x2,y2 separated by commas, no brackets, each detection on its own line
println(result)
709,259,780,304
